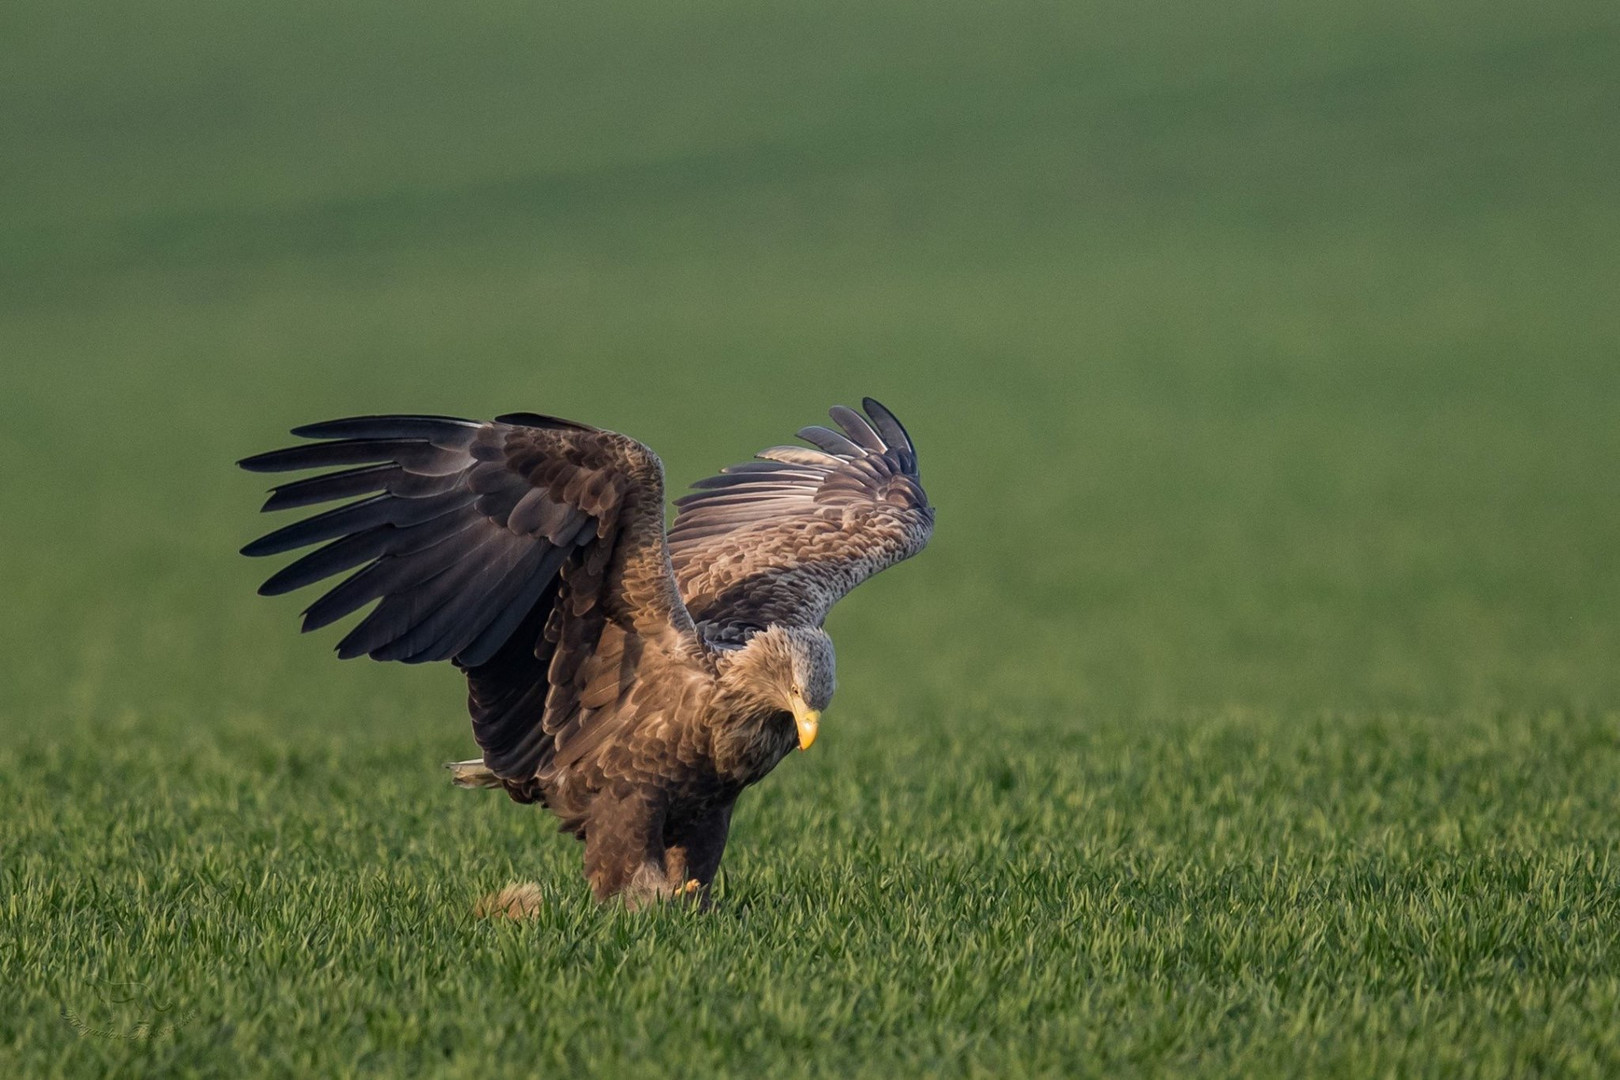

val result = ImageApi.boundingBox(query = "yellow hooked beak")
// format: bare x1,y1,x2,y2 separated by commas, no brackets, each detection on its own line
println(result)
791,693,820,751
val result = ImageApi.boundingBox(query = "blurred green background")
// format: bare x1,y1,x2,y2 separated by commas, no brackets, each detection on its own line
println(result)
6,2,1620,1075
3,0,1616,733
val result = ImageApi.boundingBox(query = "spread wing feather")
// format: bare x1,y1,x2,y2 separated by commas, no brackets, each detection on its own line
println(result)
668,398,933,642
240,413,699,789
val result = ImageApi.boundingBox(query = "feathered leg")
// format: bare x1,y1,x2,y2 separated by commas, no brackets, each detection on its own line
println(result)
663,803,733,908
583,789,674,910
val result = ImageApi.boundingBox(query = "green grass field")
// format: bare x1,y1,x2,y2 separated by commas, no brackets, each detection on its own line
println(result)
4,0,1620,1075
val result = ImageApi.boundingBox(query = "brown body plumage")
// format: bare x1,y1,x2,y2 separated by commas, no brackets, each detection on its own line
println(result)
240,399,932,907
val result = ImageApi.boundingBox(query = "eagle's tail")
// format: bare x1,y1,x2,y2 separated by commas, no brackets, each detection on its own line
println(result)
445,759,501,789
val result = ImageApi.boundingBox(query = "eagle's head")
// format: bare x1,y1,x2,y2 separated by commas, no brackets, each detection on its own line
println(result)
723,624,836,750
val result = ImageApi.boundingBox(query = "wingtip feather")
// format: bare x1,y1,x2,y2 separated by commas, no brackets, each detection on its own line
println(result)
860,397,914,453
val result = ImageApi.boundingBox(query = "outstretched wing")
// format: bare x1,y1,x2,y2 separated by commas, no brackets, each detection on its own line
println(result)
668,398,934,642
239,413,699,787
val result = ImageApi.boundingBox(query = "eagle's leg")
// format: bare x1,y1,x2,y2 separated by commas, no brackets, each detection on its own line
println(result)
582,789,676,910
662,804,733,908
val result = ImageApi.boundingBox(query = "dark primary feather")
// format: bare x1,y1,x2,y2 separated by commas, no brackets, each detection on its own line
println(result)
241,489,476,559
261,464,396,511
239,437,465,475
859,398,914,454
668,398,934,640
288,415,482,441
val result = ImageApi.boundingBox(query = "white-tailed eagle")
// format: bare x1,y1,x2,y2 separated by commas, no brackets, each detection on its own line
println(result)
239,399,932,906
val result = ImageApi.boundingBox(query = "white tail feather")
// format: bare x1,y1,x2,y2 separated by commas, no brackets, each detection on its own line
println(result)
445,759,501,789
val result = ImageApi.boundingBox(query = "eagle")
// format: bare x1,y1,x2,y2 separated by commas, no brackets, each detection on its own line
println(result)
239,398,932,907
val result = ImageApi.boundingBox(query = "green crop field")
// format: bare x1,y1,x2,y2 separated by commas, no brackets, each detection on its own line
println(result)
4,0,1620,1075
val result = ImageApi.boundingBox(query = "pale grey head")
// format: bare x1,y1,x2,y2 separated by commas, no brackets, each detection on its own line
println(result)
718,623,837,749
